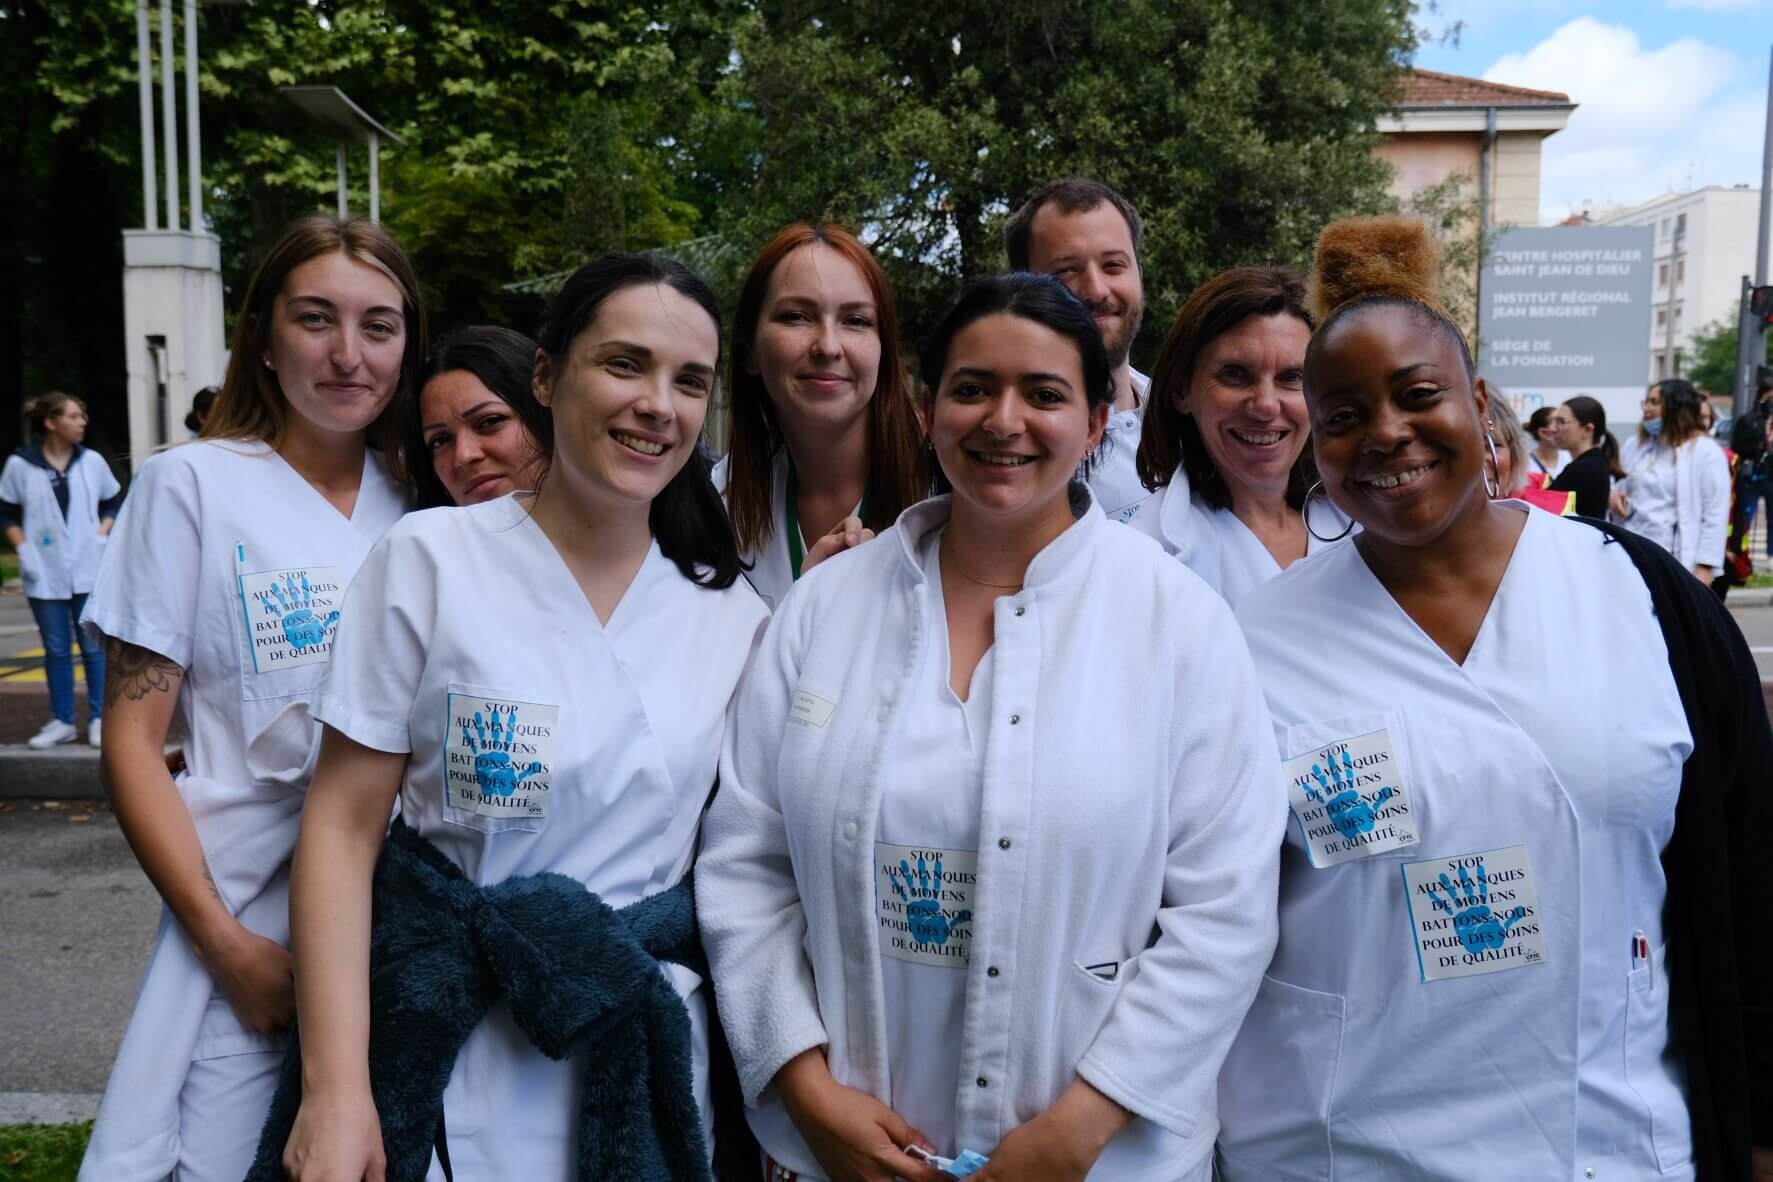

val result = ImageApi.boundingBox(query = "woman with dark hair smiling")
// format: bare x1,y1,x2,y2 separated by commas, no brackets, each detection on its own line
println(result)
263,255,766,1180
1131,265,1345,605
412,325,551,507
699,273,1283,1182
1217,217,1772,1182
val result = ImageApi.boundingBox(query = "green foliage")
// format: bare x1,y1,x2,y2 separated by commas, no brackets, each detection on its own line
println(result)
1688,317,1772,397
1399,171,1487,341
6,0,1417,449
0,1121,92,1182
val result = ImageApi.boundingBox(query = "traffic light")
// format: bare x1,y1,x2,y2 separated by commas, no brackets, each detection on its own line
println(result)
1752,285,1773,326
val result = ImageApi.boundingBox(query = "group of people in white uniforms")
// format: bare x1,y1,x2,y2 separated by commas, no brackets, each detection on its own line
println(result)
73,180,1771,1182
0,390,121,747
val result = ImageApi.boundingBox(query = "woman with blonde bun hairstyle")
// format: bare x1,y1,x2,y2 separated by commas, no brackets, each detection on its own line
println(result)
1216,216,1773,1181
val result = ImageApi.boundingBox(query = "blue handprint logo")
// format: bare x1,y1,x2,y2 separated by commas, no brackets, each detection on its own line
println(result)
460,707,545,798
255,573,339,653
1428,861,1528,955
1303,749,1396,841
890,852,972,947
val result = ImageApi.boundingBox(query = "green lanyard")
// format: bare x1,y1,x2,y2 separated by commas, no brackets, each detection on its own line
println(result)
784,464,866,581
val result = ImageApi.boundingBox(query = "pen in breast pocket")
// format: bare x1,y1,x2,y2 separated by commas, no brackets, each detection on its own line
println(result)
1632,930,1650,982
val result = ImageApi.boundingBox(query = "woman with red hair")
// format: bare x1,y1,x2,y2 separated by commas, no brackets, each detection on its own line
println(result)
715,224,927,608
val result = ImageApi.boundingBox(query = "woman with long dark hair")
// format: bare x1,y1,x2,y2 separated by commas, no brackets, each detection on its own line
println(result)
716,223,926,607
1614,379,1733,580
411,325,551,507
700,273,1283,1182
78,215,424,1181
1547,394,1624,519
265,254,765,1180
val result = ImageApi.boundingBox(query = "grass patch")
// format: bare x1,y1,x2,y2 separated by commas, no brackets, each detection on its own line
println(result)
0,1121,91,1182
0,553,17,584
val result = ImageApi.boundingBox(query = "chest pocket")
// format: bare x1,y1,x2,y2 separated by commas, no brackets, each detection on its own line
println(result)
1279,711,1421,867
231,548,346,703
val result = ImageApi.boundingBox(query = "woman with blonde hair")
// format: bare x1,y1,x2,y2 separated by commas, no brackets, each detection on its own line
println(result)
716,223,926,607
1217,216,1772,1180
77,214,424,1182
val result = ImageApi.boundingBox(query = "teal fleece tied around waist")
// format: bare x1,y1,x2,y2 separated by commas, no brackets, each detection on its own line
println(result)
246,817,711,1182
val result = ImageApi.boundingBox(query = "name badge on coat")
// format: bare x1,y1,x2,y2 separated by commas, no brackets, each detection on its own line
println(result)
1282,725,1418,866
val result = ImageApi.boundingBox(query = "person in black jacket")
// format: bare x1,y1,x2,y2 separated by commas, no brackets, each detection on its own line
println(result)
1548,393,1624,518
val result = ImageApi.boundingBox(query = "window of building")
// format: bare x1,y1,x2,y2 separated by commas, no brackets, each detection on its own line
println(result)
1661,218,1671,239
1657,307,1667,327
1656,352,1667,379
1676,259,1685,282
1659,263,1669,287
1675,212,1687,236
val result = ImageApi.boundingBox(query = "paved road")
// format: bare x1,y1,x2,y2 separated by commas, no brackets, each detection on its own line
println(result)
0,802,156,1120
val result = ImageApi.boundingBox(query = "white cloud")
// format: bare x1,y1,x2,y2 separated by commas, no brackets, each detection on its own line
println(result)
1483,18,1765,221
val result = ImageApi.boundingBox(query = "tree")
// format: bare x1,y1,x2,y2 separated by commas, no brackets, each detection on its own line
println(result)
1688,317,1771,398
716,0,1416,356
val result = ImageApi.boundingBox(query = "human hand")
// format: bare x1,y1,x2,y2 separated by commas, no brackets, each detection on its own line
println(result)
776,1050,946,1182
1609,486,1631,518
282,1087,385,1181
801,515,875,577
973,1081,1130,1182
201,923,295,1033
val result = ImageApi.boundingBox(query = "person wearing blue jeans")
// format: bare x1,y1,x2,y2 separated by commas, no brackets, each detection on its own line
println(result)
26,593,103,741
0,391,121,748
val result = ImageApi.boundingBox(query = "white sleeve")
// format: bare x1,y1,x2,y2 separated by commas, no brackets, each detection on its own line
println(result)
0,456,25,507
91,453,121,504
695,594,829,1106
82,453,202,666
1075,586,1287,1139
311,529,431,754
1694,439,1731,569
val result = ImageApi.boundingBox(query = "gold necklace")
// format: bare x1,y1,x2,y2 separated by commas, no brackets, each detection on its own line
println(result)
942,535,1024,589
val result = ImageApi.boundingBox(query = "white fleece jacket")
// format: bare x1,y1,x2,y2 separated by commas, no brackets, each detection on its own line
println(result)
697,492,1286,1177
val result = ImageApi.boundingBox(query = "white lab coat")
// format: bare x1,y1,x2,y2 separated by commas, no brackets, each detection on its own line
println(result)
1129,466,1348,607
1085,368,1151,525
1618,435,1731,570
77,440,407,1182
698,490,1286,1181
712,451,797,610
315,493,767,1178
1219,506,1696,1180
0,446,119,599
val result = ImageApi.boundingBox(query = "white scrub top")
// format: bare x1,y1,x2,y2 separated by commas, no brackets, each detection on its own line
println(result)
1221,506,1696,1181
1085,368,1150,525
713,449,867,611
314,493,768,1179
77,439,407,1179
0,446,119,599
1129,468,1348,607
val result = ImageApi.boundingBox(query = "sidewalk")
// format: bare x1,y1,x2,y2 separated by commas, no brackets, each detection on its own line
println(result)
0,586,103,800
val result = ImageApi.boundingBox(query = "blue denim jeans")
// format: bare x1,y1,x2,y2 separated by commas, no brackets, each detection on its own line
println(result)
27,594,102,724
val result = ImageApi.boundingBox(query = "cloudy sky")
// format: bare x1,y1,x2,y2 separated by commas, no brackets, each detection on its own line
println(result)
1413,0,1769,223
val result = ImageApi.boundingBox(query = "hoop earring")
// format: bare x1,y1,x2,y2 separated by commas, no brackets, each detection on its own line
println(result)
1483,429,1501,498
1303,481,1355,543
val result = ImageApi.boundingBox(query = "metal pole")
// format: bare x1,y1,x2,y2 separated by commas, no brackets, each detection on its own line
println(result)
136,0,157,230
158,0,179,231
1739,44,1772,414
336,142,348,217
368,132,379,223
184,0,200,230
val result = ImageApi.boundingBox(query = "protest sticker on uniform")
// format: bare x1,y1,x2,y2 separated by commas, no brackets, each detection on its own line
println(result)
237,564,344,673
443,687,559,824
875,842,975,968
1282,727,1418,866
1401,844,1545,982
789,688,837,730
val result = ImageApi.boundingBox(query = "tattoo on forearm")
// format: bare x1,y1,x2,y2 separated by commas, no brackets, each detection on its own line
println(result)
103,638,181,709
201,858,221,902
